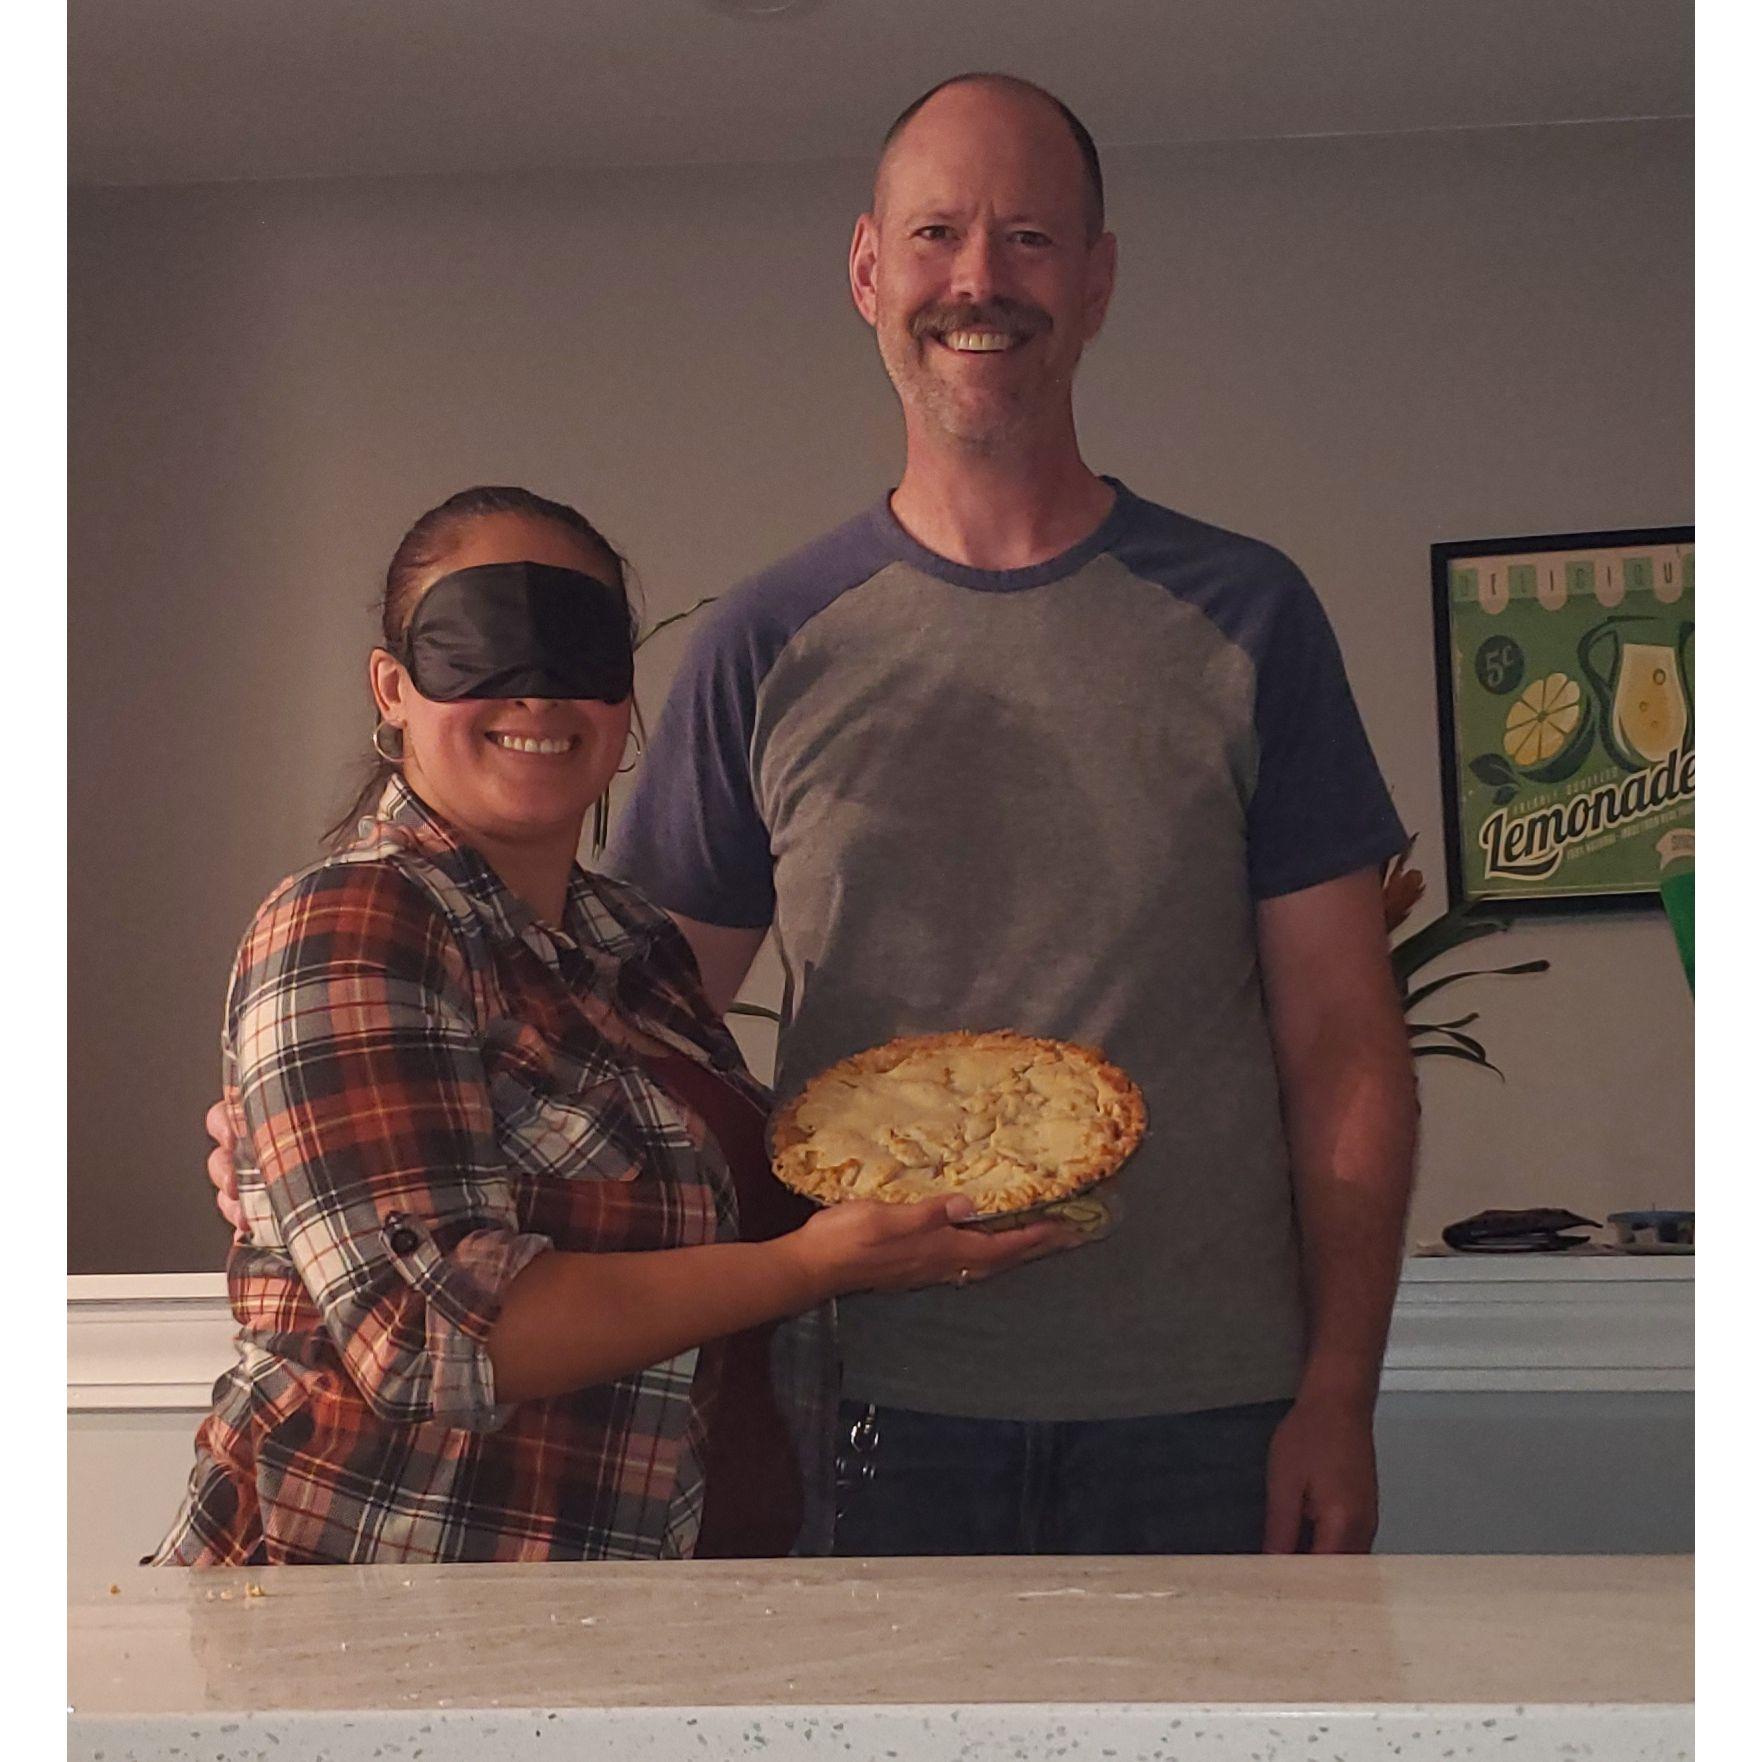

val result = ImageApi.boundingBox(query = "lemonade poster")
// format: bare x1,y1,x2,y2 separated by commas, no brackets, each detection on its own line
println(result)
1436,531,1693,906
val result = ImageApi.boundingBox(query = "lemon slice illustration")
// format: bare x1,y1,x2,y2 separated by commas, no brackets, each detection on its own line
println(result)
1502,672,1586,774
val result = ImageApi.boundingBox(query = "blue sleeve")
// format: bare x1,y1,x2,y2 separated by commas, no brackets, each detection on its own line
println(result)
1247,571,1407,899
604,604,777,929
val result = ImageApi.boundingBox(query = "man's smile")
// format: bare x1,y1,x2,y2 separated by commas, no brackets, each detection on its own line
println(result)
935,328,1022,354
909,298,1050,366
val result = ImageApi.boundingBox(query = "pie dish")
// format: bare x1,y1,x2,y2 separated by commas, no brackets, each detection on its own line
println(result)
770,1030,1146,1220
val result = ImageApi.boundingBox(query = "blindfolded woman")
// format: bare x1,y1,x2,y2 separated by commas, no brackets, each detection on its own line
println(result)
151,486,1068,1567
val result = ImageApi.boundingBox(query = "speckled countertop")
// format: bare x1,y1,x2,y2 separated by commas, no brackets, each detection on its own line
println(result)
70,1554,1691,1760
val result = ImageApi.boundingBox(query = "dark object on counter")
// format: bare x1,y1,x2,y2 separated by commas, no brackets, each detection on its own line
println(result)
1441,1207,1599,1252
1608,1209,1694,1252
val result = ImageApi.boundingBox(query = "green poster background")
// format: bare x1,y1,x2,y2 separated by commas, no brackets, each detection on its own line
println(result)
1437,534,1694,905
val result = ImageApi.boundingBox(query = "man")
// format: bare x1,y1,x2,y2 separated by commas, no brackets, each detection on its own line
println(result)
212,73,1415,1557
604,75,1417,1556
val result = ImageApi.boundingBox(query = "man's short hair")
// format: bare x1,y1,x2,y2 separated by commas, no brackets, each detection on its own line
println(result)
878,73,1106,241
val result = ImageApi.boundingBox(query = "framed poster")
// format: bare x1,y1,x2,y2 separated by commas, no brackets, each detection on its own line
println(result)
1432,526,1694,912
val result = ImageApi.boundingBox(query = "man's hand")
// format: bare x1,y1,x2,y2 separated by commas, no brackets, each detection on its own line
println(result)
205,1099,245,1237
1262,1394,1379,1553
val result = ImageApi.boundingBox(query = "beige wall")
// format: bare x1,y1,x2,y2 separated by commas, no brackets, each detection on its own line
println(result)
69,120,1692,1272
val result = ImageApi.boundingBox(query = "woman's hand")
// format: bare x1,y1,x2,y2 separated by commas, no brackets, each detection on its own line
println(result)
781,1194,1081,1301
205,1099,245,1237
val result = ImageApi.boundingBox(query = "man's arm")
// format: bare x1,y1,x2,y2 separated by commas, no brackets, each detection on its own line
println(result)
1255,865,1418,1552
668,913,769,1019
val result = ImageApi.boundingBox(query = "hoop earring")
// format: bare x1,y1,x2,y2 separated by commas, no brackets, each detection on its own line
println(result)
372,719,405,763
616,723,645,776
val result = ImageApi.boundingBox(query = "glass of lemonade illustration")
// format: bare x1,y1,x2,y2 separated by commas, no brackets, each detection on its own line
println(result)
1613,642,1689,763
1580,614,1694,770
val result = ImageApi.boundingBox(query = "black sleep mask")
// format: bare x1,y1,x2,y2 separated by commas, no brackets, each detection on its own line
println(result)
398,562,634,702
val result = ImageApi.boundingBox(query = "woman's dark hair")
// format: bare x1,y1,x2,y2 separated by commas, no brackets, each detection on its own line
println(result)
324,485,638,848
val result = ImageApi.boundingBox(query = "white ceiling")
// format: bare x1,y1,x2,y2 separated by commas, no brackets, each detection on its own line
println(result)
68,0,1694,189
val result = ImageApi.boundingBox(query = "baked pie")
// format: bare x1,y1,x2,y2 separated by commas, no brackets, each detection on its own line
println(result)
770,1031,1146,1219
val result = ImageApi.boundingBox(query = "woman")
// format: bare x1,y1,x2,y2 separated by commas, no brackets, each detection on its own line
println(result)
151,485,1068,1566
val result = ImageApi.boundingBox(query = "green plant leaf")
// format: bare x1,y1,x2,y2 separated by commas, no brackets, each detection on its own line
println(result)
637,596,719,648
588,595,722,856
1413,1042,1506,1080
1382,830,1420,880
1411,1023,1490,1061
1404,958,1550,1010
1391,905,1513,982
726,1002,782,1024
1405,1011,1480,1036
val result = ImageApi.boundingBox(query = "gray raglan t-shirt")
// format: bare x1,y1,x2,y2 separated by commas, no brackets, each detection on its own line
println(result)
606,480,1405,1421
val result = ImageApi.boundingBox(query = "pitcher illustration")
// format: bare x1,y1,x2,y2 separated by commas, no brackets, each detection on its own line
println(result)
1580,615,1694,771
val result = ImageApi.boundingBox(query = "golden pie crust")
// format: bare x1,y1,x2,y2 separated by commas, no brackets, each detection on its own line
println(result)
771,1031,1146,1218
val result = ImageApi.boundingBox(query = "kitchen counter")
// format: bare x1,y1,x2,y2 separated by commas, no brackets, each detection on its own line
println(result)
70,1553,1690,1759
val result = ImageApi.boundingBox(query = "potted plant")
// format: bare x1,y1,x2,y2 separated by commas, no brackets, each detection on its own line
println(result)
1383,837,1549,1077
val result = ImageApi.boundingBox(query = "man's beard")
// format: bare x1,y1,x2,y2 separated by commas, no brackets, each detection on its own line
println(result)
879,297,1056,453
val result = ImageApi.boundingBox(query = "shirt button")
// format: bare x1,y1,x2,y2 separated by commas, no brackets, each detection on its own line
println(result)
388,1225,420,1255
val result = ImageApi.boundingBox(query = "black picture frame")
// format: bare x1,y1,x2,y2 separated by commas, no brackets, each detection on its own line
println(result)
1431,525,1694,915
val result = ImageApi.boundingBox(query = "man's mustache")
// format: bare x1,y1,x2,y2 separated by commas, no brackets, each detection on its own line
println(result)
910,299,1052,342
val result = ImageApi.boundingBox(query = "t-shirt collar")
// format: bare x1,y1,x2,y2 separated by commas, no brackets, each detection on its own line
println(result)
866,475,1136,593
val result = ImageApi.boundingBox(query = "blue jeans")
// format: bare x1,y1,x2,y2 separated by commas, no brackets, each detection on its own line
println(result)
831,1397,1293,1556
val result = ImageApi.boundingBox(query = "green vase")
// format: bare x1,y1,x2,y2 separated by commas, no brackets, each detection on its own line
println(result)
1656,828,1694,992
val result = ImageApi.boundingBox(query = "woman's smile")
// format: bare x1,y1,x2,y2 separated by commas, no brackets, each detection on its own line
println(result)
484,729,581,756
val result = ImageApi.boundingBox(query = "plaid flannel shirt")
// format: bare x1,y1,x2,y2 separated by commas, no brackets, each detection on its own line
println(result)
151,777,834,1566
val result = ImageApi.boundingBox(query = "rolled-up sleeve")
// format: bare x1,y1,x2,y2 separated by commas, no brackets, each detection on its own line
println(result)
230,860,551,1430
